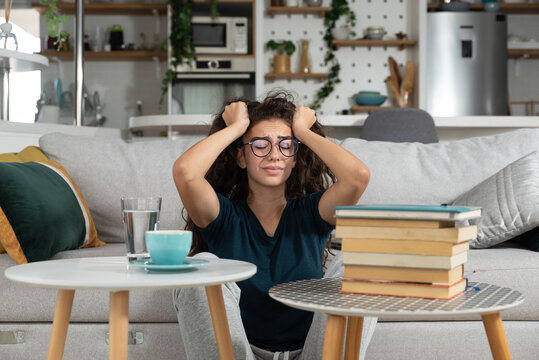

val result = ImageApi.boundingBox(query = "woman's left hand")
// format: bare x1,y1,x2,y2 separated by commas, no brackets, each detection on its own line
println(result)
292,106,317,136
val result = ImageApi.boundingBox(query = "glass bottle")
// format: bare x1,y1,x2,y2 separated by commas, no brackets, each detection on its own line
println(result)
299,40,311,74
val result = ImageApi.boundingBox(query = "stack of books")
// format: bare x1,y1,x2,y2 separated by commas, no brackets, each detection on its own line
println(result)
335,204,481,299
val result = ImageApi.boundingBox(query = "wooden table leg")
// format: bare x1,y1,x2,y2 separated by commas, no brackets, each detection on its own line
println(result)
322,315,346,360
109,291,129,360
481,312,512,360
47,289,75,360
205,285,234,360
344,316,364,360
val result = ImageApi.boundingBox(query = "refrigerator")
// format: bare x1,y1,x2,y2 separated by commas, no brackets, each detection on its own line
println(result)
426,12,507,116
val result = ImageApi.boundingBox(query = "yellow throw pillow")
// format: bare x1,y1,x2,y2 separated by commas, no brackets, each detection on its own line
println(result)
0,146,49,163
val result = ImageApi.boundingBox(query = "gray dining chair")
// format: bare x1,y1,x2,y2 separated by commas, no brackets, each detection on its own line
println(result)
360,108,439,143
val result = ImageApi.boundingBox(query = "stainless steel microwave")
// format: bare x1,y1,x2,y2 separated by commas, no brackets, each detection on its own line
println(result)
192,16,248,55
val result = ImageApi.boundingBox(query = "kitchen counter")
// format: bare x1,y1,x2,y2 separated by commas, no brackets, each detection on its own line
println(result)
129,114,539,141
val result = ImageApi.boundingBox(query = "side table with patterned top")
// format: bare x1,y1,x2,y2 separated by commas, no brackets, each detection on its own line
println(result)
269,278,524,360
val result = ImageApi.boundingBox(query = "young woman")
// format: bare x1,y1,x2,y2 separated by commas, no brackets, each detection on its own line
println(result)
172,91,374,360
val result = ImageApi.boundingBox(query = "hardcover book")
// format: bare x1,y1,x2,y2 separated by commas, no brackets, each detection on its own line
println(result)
341,278,467,299
334,204,481,221
343,264,464,285
342,251,468,270
336,218,454,228
335,225,477,243
341,238,470,256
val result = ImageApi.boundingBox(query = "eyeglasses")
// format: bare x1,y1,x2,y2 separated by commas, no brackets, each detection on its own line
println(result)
241,137,300,158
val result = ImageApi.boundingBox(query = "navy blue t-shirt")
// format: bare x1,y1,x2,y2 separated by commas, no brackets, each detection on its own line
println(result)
198,190,334,352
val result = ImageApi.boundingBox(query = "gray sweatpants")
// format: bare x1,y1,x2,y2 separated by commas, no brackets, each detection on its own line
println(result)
173,251,377,360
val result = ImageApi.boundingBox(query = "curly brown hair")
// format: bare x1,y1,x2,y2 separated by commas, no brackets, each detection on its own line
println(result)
183,90,336,263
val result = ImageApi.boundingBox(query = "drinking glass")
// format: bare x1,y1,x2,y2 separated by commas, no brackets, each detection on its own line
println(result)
121,197,162,262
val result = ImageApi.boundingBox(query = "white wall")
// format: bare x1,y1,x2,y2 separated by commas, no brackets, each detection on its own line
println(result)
261,0,417,115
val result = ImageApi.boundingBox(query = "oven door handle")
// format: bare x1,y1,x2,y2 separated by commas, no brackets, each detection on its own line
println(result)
175,73,251,80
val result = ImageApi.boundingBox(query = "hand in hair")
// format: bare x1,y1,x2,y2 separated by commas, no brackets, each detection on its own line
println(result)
292,106,317,138
223,101,250,134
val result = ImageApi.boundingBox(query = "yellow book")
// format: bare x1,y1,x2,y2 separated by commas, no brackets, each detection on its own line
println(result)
336,218,454,228
341,278,467,299
335,225,477,244
341,238,469,256
343,264,464,284
342,251,467,270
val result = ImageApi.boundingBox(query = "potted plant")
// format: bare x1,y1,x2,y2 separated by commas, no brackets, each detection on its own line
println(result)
266,40,296,74
40,0,69,51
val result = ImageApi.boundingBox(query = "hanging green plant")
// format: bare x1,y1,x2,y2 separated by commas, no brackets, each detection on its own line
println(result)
40,0,69,51
160,0,219,105
311,0,356,111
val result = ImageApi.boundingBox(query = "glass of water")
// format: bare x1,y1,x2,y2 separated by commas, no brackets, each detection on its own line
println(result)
121,197,162,262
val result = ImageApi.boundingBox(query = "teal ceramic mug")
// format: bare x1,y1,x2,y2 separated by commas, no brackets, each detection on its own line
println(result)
145,230,192,265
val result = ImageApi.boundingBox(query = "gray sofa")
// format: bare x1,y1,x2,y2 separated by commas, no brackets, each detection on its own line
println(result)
2,129,539,359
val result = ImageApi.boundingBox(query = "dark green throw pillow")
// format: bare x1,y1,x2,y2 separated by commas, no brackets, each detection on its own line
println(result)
0,161,103,264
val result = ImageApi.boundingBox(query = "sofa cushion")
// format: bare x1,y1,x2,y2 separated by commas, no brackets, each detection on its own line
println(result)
339,128,539,205
451,150,539,248
39,133,203,243
0,146,50,254
0,161,104,264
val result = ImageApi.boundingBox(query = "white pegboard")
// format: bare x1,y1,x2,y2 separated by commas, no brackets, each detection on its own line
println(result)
262,0,416,115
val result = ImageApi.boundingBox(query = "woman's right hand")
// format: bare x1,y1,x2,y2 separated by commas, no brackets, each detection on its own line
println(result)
222,101,250,134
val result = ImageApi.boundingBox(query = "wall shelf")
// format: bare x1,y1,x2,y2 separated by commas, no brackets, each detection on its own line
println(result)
39,51,167,61
427,3,539,14
508,49,539,59
332,39,417,50
266,6,329,18
31,2,167,15
350,105,392,114
264,72,328,82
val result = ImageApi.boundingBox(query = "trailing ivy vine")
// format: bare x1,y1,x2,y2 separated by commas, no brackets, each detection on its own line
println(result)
311,0,356,111
160,0,219,105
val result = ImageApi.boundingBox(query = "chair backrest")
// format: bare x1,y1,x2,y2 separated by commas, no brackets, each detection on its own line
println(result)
360,108,439,143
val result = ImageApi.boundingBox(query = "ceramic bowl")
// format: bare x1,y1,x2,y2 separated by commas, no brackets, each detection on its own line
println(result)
145,230,192,265
354,94,387,106
365,27,386,40
331,26,351,40
357,91,380,95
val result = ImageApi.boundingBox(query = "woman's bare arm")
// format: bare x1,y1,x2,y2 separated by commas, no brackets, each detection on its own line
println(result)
173,102,249,228
292,106,370,225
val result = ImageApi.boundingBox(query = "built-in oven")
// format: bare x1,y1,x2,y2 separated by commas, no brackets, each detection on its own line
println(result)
171,57,255,115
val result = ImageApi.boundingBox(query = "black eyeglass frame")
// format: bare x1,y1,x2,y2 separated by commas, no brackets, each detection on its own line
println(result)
240,136,300,158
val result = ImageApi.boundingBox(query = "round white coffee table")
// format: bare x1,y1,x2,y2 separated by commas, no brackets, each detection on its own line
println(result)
269,278,524,360
5,256,256,360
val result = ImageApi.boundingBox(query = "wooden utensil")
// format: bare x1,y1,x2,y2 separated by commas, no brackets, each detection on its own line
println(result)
386,76,403,107
388,56,401,90
400,61,415,107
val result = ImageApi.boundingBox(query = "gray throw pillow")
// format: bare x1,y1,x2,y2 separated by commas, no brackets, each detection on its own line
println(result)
451,150,539,248
339,128,539,206
39,133,203,243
